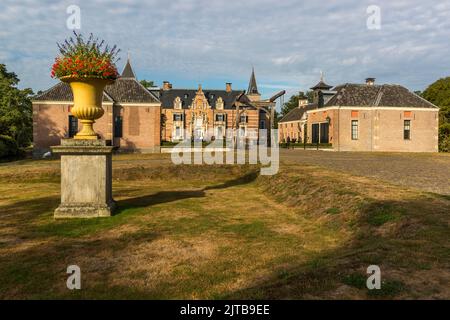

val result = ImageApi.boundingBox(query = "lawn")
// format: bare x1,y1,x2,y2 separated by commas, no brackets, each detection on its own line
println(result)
0,153,449,299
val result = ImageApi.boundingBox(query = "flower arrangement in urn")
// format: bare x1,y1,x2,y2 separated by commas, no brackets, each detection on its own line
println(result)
52,32,120,139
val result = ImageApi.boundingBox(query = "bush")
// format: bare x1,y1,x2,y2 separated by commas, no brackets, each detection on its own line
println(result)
0,135,19,158
439,123,450,152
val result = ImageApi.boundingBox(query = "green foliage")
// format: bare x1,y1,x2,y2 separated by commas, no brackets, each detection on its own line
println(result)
0,134,19,158
140,80,155,88
280,91,312,118
422,78,450,152
0,64,33,157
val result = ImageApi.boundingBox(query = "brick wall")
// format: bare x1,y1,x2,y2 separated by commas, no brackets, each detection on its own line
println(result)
307,107,439,152
32,102,112,156
115,105,161,152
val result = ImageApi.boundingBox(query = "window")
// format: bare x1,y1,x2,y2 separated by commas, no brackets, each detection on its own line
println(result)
68,115,78,138
240,115,248,123
351,120,358,140
215,114,225,122
239,126,246,137
404,120,411,140
260,120,266,129
114,116,123,138
173,113,183,121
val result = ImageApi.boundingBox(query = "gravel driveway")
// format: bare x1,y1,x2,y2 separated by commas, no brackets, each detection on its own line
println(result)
280,149,450,195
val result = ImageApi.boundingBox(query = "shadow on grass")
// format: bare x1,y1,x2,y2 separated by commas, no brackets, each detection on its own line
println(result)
204,171,259,191
222,195,450,299
114,170,259,216
115,190,206,215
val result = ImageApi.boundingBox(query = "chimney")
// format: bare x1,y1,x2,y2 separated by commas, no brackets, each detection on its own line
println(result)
162,81,171,90
226,82,232,92
298,99,308,108
366,78,376,86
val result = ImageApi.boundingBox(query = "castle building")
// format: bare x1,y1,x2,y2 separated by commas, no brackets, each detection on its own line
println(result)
32,61,275,156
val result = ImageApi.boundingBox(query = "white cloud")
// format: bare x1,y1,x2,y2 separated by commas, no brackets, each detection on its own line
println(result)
0,0,450,98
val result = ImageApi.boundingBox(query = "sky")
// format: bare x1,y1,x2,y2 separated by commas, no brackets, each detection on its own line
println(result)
1,0,450,105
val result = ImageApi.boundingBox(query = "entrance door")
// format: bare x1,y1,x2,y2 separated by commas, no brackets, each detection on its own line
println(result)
312,123,319,144
320,123,329,143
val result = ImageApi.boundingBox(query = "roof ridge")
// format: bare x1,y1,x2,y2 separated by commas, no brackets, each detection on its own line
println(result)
411,90,439,109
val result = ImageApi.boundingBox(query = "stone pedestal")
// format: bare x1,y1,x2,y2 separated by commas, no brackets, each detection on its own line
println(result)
51,139,115,218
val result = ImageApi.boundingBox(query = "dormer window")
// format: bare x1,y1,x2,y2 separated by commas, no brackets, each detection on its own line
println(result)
184,93,189,99
174,97,182,109
216,97,224,110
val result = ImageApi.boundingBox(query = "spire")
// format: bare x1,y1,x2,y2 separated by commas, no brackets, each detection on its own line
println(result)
247,67,259,95
310,71,332,90
121,52,136,78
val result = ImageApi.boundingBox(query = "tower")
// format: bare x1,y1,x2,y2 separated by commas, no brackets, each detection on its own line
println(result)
247,67,261,102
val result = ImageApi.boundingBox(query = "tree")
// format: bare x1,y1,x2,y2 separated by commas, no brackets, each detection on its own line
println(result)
280,91,312,118
0,64,33,156
140,79,154,88
422,77,450,152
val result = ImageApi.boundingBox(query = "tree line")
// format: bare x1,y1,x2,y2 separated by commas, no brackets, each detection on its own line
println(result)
0,64,33,159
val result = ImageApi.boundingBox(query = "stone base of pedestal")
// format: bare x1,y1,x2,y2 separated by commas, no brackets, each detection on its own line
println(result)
54,201,116,218
51,139,115,219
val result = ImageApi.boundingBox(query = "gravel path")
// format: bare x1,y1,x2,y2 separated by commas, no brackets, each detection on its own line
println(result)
280,149,450,195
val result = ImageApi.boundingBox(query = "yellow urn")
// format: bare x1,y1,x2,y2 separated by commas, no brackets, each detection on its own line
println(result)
61,76,115,139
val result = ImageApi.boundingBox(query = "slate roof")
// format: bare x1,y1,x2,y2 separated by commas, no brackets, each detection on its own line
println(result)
247,67,259,95
325,84,438,109
121,59,136,78
311,80,333,90
160,89,246,109
32,82,114,102
279,104,317,123
33,78,159,104
33,58,159,104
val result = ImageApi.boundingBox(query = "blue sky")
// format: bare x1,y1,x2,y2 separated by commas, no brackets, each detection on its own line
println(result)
1,0,450,104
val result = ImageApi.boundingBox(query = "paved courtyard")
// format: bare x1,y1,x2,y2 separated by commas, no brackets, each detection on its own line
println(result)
280,149,450,195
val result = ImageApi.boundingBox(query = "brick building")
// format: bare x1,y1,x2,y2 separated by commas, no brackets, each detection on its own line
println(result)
278,98,315,143
32,62,274,156
305,77,439,152
159,68,272,143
